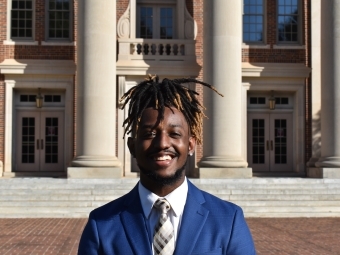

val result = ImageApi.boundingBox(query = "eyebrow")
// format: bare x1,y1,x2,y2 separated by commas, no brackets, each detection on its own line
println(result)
139,124,184,129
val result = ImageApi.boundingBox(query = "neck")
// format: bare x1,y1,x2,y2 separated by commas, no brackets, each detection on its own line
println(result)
140,174,185,197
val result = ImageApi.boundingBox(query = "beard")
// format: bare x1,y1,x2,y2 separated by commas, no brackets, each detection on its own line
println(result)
138,162,187,186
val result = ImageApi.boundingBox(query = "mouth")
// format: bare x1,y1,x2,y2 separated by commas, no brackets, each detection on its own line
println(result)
153,155,173,161
150,151,177,167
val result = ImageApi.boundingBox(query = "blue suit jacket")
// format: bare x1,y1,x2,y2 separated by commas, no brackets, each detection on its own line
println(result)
78,180,256,255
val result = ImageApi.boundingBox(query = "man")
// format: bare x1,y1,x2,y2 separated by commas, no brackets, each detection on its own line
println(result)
78,76,256,255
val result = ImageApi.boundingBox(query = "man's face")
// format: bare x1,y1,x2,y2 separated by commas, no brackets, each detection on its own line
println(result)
128,107,196,185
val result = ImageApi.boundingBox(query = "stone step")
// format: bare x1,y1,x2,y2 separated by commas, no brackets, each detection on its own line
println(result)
0,189,131,196
242,206,340,213
244,212,340,217
1,200,339,208
1,193,339,202
0,177,339,218
228,194,340,200
196,183,340,190
0,195,121,202
1,188,340,197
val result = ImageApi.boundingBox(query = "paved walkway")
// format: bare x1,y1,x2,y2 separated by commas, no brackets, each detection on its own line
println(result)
0,218,339,254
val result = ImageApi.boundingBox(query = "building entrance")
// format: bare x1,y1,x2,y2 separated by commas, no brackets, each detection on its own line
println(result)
247,113,293,172
15,111,64,172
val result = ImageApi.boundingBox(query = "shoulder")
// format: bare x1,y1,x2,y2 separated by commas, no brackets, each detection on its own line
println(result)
89,184,139,221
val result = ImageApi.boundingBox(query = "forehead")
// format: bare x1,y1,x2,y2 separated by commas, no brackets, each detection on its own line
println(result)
139,107,189,129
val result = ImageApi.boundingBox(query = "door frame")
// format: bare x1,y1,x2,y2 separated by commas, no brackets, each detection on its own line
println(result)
247,112,293,172
3,75,74,176
15,110,65,172
245,78,305,174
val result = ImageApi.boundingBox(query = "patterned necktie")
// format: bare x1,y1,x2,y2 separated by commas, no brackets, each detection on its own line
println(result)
153,198,175,255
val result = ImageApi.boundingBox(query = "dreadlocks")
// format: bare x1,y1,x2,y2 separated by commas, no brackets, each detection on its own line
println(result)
119,74,223,144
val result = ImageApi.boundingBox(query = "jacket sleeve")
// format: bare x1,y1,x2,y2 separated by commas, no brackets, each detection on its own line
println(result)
78,213,102,255
225,207,256,255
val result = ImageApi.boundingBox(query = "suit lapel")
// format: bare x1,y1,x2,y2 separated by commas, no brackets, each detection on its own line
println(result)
120,184,152,255
174,181,209,255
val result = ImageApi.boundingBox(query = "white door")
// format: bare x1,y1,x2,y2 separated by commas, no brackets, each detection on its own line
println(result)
247,113,293,172
16,111,64,172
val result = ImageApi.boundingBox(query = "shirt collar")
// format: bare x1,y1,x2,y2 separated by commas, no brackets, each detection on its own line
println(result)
138,177,188,219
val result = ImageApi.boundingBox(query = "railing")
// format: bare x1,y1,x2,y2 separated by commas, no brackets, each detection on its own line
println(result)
117,39,197,62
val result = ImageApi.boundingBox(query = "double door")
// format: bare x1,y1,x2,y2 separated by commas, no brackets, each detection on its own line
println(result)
247,113,293,172
15,111,64,172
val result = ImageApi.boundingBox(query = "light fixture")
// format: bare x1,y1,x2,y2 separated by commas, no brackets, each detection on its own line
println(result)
269,91,276,110
36,88,43,108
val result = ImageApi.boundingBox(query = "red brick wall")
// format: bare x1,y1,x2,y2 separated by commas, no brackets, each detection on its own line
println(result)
189,0,204,167
304,0,312,163
0,0,6,164
1,0,75,60
242,0,307,63
117,0,129,23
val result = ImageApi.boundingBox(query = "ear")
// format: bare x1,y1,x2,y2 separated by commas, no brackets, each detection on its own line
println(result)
188,136,196,156
127,137,136,157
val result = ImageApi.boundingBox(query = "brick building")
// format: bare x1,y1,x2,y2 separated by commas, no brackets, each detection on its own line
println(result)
0,0,337,179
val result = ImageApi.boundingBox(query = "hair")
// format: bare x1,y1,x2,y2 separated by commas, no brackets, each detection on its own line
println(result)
119,74,223,144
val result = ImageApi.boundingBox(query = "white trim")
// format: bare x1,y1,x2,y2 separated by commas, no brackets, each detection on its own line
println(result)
2,60,75,175
4,77,74,175
242,44,271,49
117,76,139,177
0,59,76,75
273,44,306,49
4,80,15,175
242,62,310,78
245,78,306,174
3,40,39,46
41,41,76,46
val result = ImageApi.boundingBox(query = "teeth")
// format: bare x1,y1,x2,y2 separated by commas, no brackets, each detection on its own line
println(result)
154,155,172,161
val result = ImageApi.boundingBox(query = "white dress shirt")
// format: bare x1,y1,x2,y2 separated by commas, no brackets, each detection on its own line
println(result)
138,177,188,251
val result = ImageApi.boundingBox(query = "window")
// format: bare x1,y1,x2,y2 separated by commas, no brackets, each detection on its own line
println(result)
243,0,264,43
46,0,72,41
137,5,175,39
11,0,33,39
250,97,266,104
275,97,289,105
277,0,299,43
44,95,61,102
20,95,36,102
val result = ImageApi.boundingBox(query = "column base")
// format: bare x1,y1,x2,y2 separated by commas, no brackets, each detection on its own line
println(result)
198,156,248,168
199,167,252,178
307,167,340,178
67,167,122,178
315,156,340,167
71,155,121,167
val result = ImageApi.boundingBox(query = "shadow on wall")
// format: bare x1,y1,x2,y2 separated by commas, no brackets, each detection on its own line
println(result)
312,110,321,159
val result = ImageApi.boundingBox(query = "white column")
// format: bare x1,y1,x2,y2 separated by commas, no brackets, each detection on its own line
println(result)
312,0,340,178
199,0,251,178
68,0,121,178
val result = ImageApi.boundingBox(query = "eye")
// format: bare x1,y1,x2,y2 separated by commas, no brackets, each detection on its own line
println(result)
170,132,182,138
142,131,156,138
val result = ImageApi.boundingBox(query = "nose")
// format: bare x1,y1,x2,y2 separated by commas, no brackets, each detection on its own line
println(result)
154,131,171,149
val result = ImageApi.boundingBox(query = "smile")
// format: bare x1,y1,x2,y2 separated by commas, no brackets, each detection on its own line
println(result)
154,155,173,161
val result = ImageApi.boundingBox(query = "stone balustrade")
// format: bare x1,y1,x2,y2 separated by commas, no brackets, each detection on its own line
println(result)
117,39,197,62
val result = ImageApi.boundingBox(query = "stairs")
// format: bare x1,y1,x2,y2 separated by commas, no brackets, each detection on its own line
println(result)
0,178,339,218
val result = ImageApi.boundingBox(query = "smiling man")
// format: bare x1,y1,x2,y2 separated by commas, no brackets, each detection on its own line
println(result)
78,76,256,255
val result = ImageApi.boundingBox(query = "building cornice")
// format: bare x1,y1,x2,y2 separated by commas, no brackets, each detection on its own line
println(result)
242,63,311,78
0,59,76,75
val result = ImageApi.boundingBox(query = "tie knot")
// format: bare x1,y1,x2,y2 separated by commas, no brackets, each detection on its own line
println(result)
154,198,171,213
